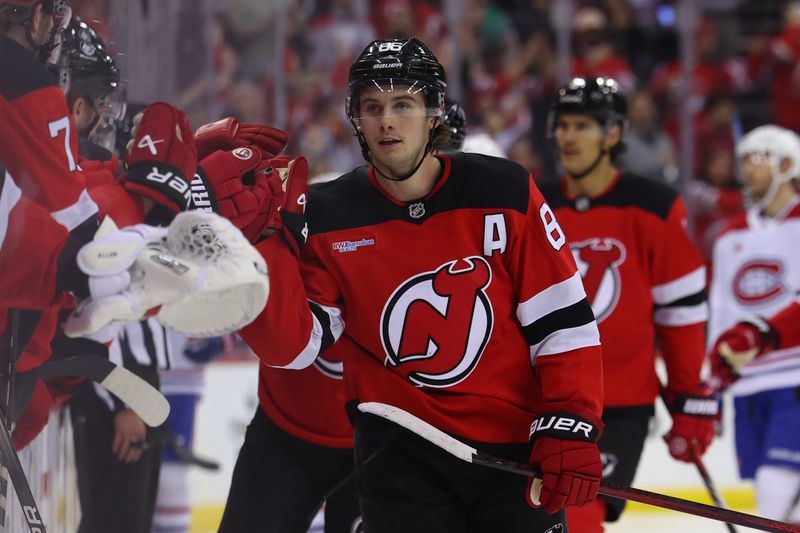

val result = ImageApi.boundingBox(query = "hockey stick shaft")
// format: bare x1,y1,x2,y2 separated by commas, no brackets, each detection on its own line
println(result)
658,382,738,532
0,415,47,533
357,402,800,533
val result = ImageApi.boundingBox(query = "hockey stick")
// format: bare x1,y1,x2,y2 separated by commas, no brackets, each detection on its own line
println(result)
11,354,169,427
658,383,738,532
163,429,219,470
0,310,47,533
357,402,800,533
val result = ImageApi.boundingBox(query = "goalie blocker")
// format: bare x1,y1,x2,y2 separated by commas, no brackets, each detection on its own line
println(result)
63,211,269,339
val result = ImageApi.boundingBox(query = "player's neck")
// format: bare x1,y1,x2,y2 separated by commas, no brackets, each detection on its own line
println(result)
763,184,798,218
374,154,442,202
565,161,618,198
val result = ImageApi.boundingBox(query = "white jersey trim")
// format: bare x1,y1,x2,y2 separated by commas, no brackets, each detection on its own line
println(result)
654,301,709,326
517,271,586,327
0,171,22,250
51,189,98,231
529,321,601,364
271,302,344,370
652,266,706,305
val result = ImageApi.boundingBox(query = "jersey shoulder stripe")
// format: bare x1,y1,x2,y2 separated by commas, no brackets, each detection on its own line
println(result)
0,35,57,101
307,153,530,235
542,173,678,220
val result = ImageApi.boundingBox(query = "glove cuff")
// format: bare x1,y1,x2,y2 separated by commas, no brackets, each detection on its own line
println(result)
664,388,721,418
123,161,194,213
529,402,603,443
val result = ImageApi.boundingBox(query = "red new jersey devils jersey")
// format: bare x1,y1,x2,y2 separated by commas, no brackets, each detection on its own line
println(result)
242,153,603,444
540,173,708,407
0,35,98,310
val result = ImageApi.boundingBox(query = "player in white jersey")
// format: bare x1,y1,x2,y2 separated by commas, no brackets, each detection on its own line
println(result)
708,124,800,524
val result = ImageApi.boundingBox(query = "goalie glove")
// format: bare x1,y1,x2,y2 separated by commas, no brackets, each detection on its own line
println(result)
662,383,721,462
526,402,603,513
121,102,204,217
710,317,779,389
195,117,289,160
63,211,269,339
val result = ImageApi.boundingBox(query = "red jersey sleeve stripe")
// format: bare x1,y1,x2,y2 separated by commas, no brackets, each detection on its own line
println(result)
651,265,706,305
654,302,708,326
270,301,344,370
530,318,601,362
50,188,98,231
0,170,22,248
516,271,586,326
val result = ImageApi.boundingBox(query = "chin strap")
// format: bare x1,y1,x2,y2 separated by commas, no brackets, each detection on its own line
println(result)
567,147,608,180
356,119,439,183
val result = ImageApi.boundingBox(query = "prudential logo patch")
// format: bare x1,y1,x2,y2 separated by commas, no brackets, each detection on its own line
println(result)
331,238,376,253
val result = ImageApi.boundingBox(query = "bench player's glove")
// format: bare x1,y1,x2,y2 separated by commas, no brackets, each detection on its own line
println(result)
121,102,212,223
662,383,721,462
195,117,289,160
710,318,778,390
526,402,603,513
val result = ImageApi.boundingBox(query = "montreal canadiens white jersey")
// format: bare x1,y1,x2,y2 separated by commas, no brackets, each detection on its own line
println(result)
709,200,800,396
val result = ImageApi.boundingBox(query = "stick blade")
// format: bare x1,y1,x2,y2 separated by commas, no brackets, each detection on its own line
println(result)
101,366,170,426
357,402,478,463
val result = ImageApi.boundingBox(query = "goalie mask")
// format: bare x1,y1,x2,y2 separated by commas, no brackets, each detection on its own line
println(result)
4,0,72,63
735,124,800,209
49,16,126,137
346,38,446,167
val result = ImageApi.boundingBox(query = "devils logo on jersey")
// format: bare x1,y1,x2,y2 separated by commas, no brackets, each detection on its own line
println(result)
381,256,494,388
571,238,626,323
733,259,787,306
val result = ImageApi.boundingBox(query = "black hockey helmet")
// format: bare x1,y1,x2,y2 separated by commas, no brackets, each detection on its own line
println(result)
3,0,72,63
550,76,627,133
346,37,446,122
441,97,467,151
51,17,126,125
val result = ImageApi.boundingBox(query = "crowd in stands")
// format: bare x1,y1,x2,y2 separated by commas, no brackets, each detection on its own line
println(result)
72,0,800,259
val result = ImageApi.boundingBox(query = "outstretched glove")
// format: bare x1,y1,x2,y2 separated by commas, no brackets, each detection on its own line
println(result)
527,402,603,513
121,102,199,215
197,147,282,233
710,318,778,389
662,383,721,462
195,117,289,160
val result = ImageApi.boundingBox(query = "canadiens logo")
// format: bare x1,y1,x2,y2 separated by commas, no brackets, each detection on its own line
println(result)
733,260,787,305
380,256,494,388
571,238,626,323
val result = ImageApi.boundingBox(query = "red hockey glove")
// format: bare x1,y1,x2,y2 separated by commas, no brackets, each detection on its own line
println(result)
710,318,778,390
195,117,289,160
527,402,603,513
256,155,309,253
662,384,721,462
197,147,282,233
122,102,199,214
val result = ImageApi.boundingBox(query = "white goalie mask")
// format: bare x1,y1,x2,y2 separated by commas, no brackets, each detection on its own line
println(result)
735,125,800,208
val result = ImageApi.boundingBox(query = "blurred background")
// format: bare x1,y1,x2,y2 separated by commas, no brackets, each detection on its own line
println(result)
52,0,800,531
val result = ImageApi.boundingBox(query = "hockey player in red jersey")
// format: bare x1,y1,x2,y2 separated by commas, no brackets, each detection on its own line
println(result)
708,125,800,523
188,120,361,533
238,38,604,533
539,77,718,533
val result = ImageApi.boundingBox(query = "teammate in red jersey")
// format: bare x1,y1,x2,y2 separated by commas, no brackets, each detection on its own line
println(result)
239,38,605,533
539,77,718,533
